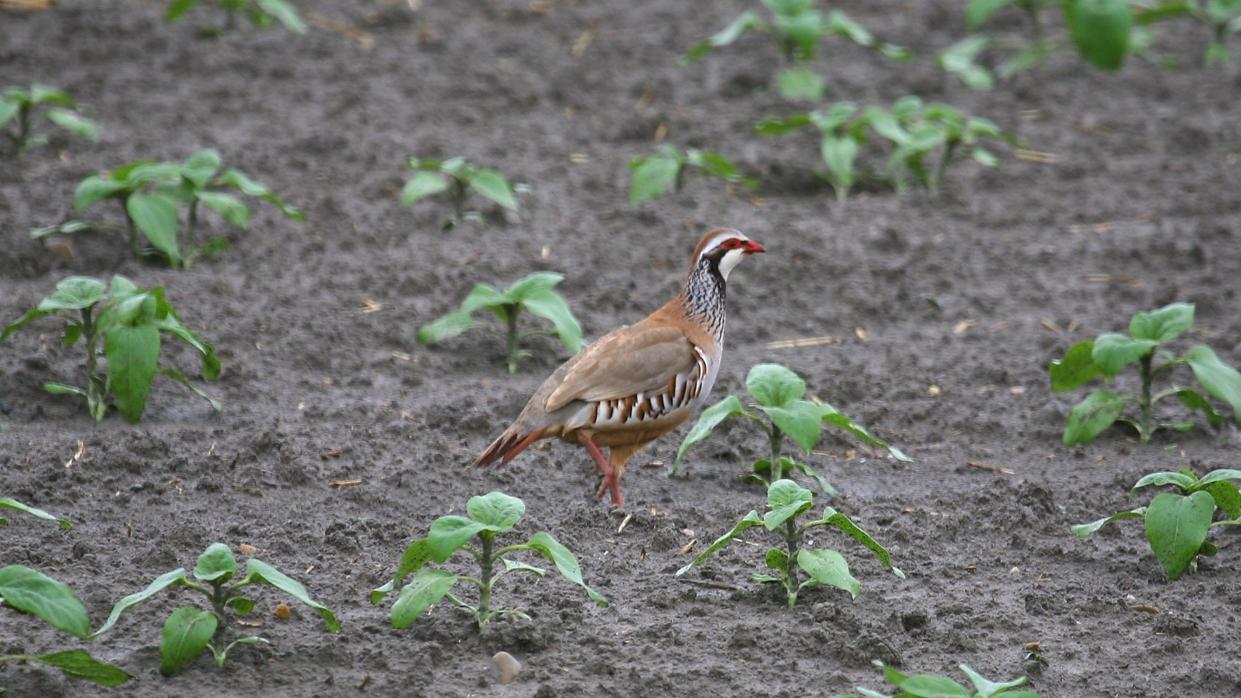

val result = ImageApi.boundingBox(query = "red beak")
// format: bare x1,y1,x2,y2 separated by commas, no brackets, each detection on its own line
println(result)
743,240,766,254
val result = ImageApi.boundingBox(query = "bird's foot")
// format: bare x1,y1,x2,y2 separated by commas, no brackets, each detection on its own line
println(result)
595,470,624,508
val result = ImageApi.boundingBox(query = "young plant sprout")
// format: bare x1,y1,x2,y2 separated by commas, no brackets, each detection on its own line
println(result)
677,479,903,607
51,149,303,267
687,0,909,101
401,156,520,227
628,145,757,205
417,271,582,374
1073,468,1241,580
92,543,340,675
1135,0,1241,65
843,660,1041,698
1,275,221,423
0,84,98,152
166,0,306,34
370,492,607,629
1049,303,1241,446
676,363,910,495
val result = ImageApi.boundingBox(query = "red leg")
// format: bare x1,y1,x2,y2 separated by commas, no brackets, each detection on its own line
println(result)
579,433,613,485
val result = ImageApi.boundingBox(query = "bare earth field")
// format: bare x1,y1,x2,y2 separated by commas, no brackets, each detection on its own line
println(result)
2,1,1240,696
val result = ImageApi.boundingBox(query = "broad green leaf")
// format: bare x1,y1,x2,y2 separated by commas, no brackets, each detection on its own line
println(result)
967,0,1016,29
1129,302,1194,342
153,300,219,380
897,673,972,698
119,161,184,187
959,663,1029,696
1145,491,1215,580
166,0,199,21
502,271,563,303
755,112,813,136
1176,389,1222,428
764,479,814,530
427,515,488,562
160,607,216,676
0,98,18,128
778,66,826,102
467,491,526,530
416,310,474,344
181,150,221,187
255,0,307,33
796,548,859,598
804,506,903,577
29,84,73,106
1202,481,1241,520
105,324,160,423
501,558,546,576
765,547,789,570
40,276,106,312
674,395,753,466
526,531,608,606
63,322,84,346
46,108,98,141
786,458,839,497
0,498,70,528
1,308,49,342
400,171,450,206
1065,0,1133,70
196,191,251,228
687,10,762,60
820,403,913,462
157,366,221,412
1132,471,1196,491
26,650,131,687
1186,345,1241,422
226,596,254,616
776,7,822,59
676,510,762,575
821,135,859,200
44,382,87,397
629,155,680,204
760,400,823,453
391,568,457,628
127,192,181,265
214,169,303,220
1063,390,1127,446
938,36,995,91
1091,333,1156,376
237,559,341,632
823,10,871,47
93,568,192,637
0,565,90,638
193,543,237,582
746,363,805,406
520,289,583,353
1195,469,1241,486
468,169,518,210
371,538,435,604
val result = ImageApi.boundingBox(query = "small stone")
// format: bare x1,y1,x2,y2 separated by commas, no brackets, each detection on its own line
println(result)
494,651,522,684
239,543,258,555
274,603,291,620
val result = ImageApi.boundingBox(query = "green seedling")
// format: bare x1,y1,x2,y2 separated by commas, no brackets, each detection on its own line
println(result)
92,543,339,675
0,505,131,688
1136,0,1241,64
688,0,909,101
1,275,220,423
0,84,98,152
166,0,306,34
417,271,582,374
677,479,902,607
48,149,301,267
628,145,757,204
757,97,1012,200
1072,467,1241,580
370,491,607,629
1049,302,1241,445
676,363,910,495
401,157,519,227
838,660,1040,698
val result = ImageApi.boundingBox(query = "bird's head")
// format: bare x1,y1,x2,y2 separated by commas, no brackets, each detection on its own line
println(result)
690,228,765,281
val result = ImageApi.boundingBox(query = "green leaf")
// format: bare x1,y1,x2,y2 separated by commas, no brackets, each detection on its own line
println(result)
1063,390,1127,446
504,272,562,302
1129,302,1194,342
778,67,826,102
193,543,237,583
237,559,341,632
105,324,160,423
938,36,995,91
526,531,608,606
1175,389,1222,428
212,636,268,667
675,511,763,575
166,0,199,21
629,154,680,204
1065,0,1133,70
25,650,131,687
804,506,903,577
819,403,913,462
764,479,814,530
521,289,583,353
1133,471,1197,492
0,98,18,128
427,515,488,562
74,176,127,212
897,673,973,698
153,297,219,380
959,663,1029,696
1202,481,1241,520
1145,491,1215,580
196,191,251,228
501,558,546,576
93,568,192,637
372,538,434,604
468,169,518,210
967,0,1016,29
0,565,90,638
214,169,303,220
796,548,859,598
41,276,107,312
179,150,222,188
1186,345,1241,423
674,395,753,466
391,568,458,628
160,607,216,676
687,10,762,60
127,192,181,265
400,171,450,206
29,84,73,106
746,363,806,407
755,112,813,136
821,135,859,200
46,108,98,141
1091,333,1157,376
760,400,823,453
466,491,526,531
415,310,474,345
157,366,222,412
255,0,306,33
226,596,255,616
44,382,87,397
0,498,70,528
765,547,788,570
1196,469,1241,486
1,308,48,343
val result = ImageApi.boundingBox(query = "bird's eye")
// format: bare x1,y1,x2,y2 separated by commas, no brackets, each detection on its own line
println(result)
721,239,742,250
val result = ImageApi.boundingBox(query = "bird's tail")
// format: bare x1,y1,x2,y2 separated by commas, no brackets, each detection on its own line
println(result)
473,425,546,468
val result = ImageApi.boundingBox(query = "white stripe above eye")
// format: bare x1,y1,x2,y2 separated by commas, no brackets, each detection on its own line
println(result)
696,229,749,263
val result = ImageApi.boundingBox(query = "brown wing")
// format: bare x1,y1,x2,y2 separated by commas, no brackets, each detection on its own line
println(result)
544,321,697,413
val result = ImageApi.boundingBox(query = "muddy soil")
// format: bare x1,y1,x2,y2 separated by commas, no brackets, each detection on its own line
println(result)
2,1,1241,696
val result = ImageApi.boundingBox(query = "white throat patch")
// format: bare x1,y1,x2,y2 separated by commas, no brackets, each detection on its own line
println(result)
717,248,745,280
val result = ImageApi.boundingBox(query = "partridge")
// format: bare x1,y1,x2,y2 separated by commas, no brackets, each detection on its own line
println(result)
474,228,765,507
